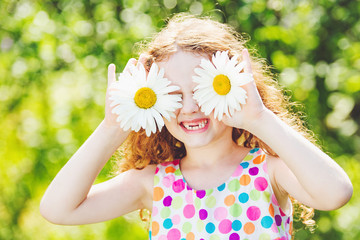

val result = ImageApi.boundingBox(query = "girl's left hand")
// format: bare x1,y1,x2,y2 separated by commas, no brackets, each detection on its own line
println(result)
221,49,268,131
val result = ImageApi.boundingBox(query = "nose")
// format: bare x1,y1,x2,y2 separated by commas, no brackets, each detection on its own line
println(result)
180,94,199,114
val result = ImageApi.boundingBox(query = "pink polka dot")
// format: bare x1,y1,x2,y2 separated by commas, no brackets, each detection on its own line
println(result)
185,190,193,204
232,165,243,177
161,161,174,166
254,177,268,191
280,208,286,216
272,194,279,206
263,162,268,173
172,214,180,225
247,206,261,221
167,228,181,240
214,207,228,221
172,179,185,193
159,235,167,240
183,204,195,219
163,175,175,188
271,222,279,233
155,167,159,174
152,206,158,216
218,219,232,234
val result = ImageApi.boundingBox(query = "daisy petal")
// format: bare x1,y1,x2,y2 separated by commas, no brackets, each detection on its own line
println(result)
193,51,250,119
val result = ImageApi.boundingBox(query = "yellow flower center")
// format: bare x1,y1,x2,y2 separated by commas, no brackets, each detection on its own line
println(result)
213,74,231,95
134,87,157,109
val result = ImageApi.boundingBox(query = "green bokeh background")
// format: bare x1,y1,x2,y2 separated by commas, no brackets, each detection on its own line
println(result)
0,0,359,239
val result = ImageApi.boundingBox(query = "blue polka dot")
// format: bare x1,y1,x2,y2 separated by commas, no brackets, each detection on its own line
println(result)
240,162,249,169
149,231,152,239
250,148,259,153
232,220,242,231
238,192,249,203
206,222,215,234
163,218,173,229
261,216,273,228
217,183,226,191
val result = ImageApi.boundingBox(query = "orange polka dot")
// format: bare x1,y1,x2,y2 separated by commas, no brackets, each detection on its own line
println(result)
239,174,251,186
186,232,195,240
153,187,164,201
253,154,265,164
269,204,275,217
289,221,293,235
152,221,159,236
165,166,176,173
224,195,235,206
244,222,255,234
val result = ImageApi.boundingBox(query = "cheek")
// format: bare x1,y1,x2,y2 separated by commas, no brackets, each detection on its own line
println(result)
210,116,231,131
164,117,177,131
173,108,180,116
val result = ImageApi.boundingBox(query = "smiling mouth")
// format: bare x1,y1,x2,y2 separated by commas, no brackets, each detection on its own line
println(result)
181,119,209,131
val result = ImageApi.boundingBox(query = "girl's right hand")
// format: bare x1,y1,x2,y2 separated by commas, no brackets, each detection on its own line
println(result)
104,58,137,128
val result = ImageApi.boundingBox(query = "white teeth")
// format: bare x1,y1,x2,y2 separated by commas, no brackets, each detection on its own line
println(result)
183,120,208,130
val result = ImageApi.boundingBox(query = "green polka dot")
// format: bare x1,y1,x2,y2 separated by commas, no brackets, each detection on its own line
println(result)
172,196,183,209
194,197,201,209
160,207,170,218
206,189,213,196
244,155,253,161
262,191,271,202
197,220,205,232
174,169,182,176
250,189,260,201
205,196,216,208
182,222,192,233
259,233,271,240
153,175,159,185
229,203,242,217
228,179,240,192
210,235,220,240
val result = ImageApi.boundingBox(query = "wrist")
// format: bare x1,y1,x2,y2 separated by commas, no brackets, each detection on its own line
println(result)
98,120,130,147
242,108,278,133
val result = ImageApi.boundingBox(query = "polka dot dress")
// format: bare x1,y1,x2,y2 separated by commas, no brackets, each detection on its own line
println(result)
149,148,293,240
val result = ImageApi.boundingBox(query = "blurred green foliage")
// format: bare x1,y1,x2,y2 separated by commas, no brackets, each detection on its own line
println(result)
0,0,359,239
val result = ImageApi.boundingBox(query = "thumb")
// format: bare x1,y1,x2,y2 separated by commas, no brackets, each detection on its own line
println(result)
107,63,116,88
242,49,252,74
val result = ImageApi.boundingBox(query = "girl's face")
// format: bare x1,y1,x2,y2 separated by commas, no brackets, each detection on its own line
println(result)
158,50,233,148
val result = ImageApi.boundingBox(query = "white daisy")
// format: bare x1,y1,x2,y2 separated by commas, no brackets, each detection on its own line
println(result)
109,62,182,136
192,51,254,121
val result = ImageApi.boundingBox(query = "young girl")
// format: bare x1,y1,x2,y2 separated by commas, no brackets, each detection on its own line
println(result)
40,14,353,240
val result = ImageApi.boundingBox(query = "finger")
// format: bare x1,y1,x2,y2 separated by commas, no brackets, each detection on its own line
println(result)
137,53,147,67
124,58,137,74
242,48,252,74
137,54,149,77
107,63,116,88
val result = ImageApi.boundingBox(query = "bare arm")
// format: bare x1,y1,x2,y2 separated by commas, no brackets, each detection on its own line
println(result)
223,49,353,211
247,109,353,210
40,61,154,224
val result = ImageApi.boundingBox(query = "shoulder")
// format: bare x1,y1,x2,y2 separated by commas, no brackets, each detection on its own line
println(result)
128,164,157,185
120,164,157,210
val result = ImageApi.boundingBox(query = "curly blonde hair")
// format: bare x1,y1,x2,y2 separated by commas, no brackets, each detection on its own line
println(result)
116,13,315,232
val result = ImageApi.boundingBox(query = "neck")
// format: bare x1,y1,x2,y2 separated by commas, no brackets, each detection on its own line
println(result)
182,130,241,168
